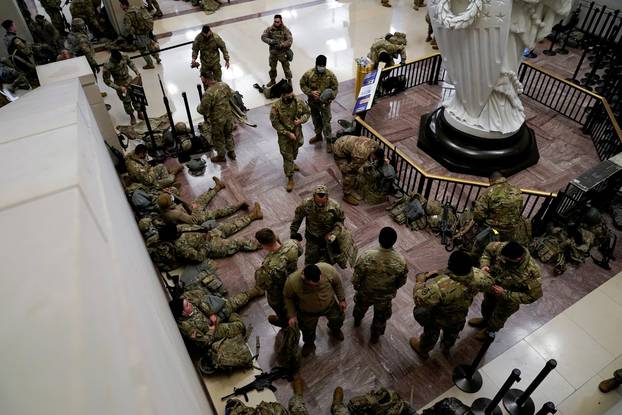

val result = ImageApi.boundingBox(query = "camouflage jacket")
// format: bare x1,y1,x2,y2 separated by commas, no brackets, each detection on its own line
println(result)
125,152,166,189
284,262,345,316
123,6,153,35
290,196,345,239
299,67,339,102
414,268,493,324
260,24,293,54
473,178,523,231
175,229,208,262
480,242,543,305
103,55,138,90
333,135,378,171
70,0,96,20
147,240,180,272
197,81,234,133
192,32,229,65
369,38,406,64
255,240,303,297
226,400,289,415
4,32,32,59
270,96,310,140
352,247,408,301
66,30,97,68
31,20,60,48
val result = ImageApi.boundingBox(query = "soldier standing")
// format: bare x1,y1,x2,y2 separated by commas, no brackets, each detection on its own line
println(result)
410,251,493,359
120,0,160,70
102,49,141,124
2,19,38,84
269,83,310,192
191,25,230,82
66,18,99,76
40,0,67,35
368,33,407,68
290,185,346,265
254,228,303,327
197,70,236,162
468,241,542,340
284,263,346,356
352,227,408,343
69,0,104,39
332,135,380,205
300,54,339,151
31,15,62,52
125,143,182,189
260,14,293,86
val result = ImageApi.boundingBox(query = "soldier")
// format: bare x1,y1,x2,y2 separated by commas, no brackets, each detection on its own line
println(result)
284,263,346,357
410,251,493,359
225,378,309,415
31,15,62,52
102,49,141,125
125,143,183,189
0,59,30,93
191,25,230,82
413,0,427,10
468,241,542,340
352,227,407,343
333,135,380,205
66,18,99,76
261,14,293,86
197,70,236,162
159,203,263,262
69,0,104,39
270,83,310,192
40,0,67,35
290,185,346,265
254,228,303,327
144,0,163,18
300,54,339,151
425,12,438,49
368,33,407,69
120,0,161,70
2,20,38,84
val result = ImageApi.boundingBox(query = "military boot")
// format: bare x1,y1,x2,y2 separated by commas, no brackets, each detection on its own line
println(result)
309,134,322,144
474,330,492,341
143,63,155,70
343,194,360,206
266,79,276,87
599,377,621,393
245,285,264,299
370,332,380,344
227,150,237,160
286,177,295,192
212,176,226,191
301,342,316,357
130,114,137,125
332,386,344,407
468,317,487,328
249,202,263,220
381,0,392,7
210,153,226,163
268,315,286,327
292,377,304,397
353,317,362,327
330,328,345,341
409,337,430,360
238,201,250,210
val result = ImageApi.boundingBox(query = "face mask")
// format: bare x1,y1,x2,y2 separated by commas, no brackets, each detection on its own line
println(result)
316,66,326,74
283,96,294,104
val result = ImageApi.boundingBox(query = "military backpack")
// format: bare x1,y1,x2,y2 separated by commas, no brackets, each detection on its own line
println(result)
199,334,254,375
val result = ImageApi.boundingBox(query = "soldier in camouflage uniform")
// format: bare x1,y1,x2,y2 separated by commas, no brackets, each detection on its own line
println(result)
191,25,230,82
261,14,293,86
226,378,309,415
69,0,104,39
120,0,160,69
66,18,99,76
300,55,339,150
2,20,39,85
197,70,236,162
103,49,141,124
468,241,543,340
332,135,380,205
352,227,408,343
270,83,311,192
32,15,62,53
290,185,346,265
125,143,182,189
254,228,303,327
40,0,66,35
368,33,407,69
410,251,493,359
0,59,30,93
284,263,346,356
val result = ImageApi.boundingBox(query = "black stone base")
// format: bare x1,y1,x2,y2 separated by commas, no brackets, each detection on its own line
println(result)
418,107,539,177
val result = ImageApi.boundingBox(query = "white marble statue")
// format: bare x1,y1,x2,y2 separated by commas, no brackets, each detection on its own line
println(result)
429,0,571,136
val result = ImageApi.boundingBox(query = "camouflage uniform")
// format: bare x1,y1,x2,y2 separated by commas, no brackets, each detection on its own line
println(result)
473,178,525,243
192,31,229,82
160,193,242,225
333,135,378,198
261,23,293,82
123,6,160,67
299,67,339,142
352,246,408,338
414,268,493,352
255,240,303,326
175,215,261,262
291,196,345,265
31,17,61,52
270,96,311,179
284,262,346,344
3,32,36,80
66,18,98,74
197,81,234,155
226,397,309,415
0,60,30,92
125,151,175,189
102,54,139,115
369,37,406,68
40,0,66,35
479,242,543,332
69,0,103,37
347,388,414,414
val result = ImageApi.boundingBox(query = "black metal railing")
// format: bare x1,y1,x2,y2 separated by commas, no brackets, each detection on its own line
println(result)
583,100,622,159
576,0,622,44
375,53,443,98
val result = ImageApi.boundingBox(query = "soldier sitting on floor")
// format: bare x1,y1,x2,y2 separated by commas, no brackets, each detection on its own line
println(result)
125,143,184,190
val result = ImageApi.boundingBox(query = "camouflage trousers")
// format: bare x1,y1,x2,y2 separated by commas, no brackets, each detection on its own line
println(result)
334,157,360,196
212,119,235,155
213,312,245,340
116,83,136,115
205,215,261,258
481,293,520,332
278,134,303,178
303,233,330,265
153,165,176,188
288,395,309,415
269,51,292,81
309,102,333,140
191,189,242,223
267,287,288,325
135,34,160,67
226,292,252,313
332,403,349,415
200,60,222,82
298,301,344,343
419,320,465,352
226,397,307,414
353,293,393,337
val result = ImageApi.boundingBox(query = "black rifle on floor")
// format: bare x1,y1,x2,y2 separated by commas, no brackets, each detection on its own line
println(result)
220,366,294,402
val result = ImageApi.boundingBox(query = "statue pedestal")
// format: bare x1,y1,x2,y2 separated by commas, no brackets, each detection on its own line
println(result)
418,107,539,177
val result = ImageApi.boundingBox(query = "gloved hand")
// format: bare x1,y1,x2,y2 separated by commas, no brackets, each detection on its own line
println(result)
290,232,303,241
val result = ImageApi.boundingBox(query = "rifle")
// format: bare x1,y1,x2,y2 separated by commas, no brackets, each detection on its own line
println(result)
220,366,294,402
439,200,455,252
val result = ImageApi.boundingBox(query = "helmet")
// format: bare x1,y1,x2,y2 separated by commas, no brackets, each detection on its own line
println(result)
175,122,188,133
583,207,602,226
157,193,173,209
71,18,86,31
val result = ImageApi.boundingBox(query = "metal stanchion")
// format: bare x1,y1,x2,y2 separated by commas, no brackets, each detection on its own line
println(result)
535,402,556,415
469,369,522,415
452,332,495,393
503,359,557,415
